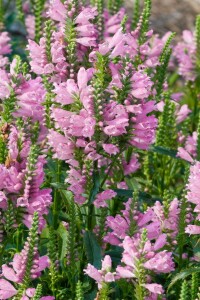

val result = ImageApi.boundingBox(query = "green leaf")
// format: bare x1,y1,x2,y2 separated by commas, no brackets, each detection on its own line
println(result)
168,268,200,290
149,145,178,158
50,182,68,189
84,290,97,300
57,222,68,261
83,231,102,269
114,189,152,201
88,170,100,204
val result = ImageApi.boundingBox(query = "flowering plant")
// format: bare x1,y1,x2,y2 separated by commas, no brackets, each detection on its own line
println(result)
0,0,200,299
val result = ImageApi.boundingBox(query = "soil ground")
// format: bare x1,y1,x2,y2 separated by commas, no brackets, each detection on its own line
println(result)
126,0,200,35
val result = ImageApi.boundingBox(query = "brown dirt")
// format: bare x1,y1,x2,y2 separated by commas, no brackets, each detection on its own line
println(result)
126,0,200,35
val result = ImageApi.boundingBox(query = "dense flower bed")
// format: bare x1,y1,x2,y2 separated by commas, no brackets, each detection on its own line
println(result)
0,0,200,299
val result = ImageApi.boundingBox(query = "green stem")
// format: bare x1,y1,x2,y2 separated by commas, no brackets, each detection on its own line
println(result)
53,160,61,229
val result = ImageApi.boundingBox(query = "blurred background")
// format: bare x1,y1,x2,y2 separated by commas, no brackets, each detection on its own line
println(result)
127,0,200,35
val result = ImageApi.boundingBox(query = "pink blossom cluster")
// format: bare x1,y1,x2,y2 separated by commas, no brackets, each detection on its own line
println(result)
173,30,196,81
185,161,200,234
104,198,180,246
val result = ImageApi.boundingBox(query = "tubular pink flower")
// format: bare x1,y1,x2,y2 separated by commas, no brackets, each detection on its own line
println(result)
185,225,200,234
0,279,17,299
143,283,164,294
177,147,194,163
144,251,175,273
84,255,115,289
93,190,117,208
0,32,11,55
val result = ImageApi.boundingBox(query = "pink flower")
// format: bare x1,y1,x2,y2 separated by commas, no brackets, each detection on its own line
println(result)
0,279,17,299
122,154,140,175
93,190,117,208
177,147,194,163
102,255,112,271
84,255,115,289
116,266,135,278
48,0,66,23
102,144,120,155
84,264,102,283
176,104,191,124
153,234,167,251
25,15,35,39
173,30,196,81
144,251,175,273
0,69,10,98
185,225,200,234
131,71,153,99
0,191,7,209
187,162,200,208
185,132,197,158
75,7,98,47
103,101,129,137
144,283,164,294
0,32,11,55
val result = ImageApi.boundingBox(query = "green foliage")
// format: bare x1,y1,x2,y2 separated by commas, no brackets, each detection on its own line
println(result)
155,32,175,98
156,96,177,149
0,0,4,26
32,284,43,300
66,195,78,280
48,228,59,297
65,18,77,74
132,0,140,29
1,90,17,123
115,57,132,104
4,200,15,233
95,0,104,40
177,166,190,268
26,144,40,176
179,281,189,300
92,52,110,142
32,0,45,43
0,128,8,164
14,212,39,300
75,281,84,300
108,0,124,14
139,0,151,44
191,272,199,300
128,191,138,236
16,0,24,22
44,20,54,63
83,231,102,269
134,229,148,300
195,15,200,69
